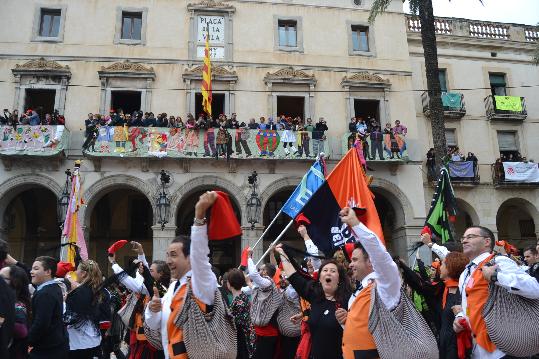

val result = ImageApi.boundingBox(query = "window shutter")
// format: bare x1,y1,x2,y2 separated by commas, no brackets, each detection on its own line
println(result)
445,129,457,146
497,132,518,151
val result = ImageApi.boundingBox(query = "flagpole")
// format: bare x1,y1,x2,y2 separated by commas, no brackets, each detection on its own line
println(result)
256,219,294,266
250,209,282,252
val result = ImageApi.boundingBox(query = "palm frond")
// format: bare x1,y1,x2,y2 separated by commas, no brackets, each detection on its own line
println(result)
368,0,393,24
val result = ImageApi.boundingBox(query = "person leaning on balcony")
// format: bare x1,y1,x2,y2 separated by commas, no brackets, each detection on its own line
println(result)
312,118,328,157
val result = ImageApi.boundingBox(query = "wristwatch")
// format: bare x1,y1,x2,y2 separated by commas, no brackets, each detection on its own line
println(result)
193,217,207,225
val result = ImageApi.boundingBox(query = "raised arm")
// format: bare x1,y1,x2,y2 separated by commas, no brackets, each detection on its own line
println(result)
190,192,218,305
108,253,149,296
341,207,401,310
299,225,322,270
421,232,449,260
483,256,539,299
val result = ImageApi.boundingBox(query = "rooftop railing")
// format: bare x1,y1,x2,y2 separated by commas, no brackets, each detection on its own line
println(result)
406,15,538,43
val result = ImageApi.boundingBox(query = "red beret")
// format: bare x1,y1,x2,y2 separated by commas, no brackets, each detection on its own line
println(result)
208,191,242,241
56,262,75,278
295,213,311,228
108,240,128,254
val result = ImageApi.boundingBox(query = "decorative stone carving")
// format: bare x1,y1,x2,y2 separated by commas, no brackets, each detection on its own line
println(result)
264,67,316,85
182,65,238,81
14,58,70,72
341,72,390,88
99,60,155,74
187,0,236,12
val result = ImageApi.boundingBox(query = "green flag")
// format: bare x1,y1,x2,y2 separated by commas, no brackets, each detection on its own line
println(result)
425,167,457,243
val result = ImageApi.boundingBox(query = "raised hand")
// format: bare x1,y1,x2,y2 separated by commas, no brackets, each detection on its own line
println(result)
131,241,144,255
148,287,162,313
339,207,360,227
195,191,218,219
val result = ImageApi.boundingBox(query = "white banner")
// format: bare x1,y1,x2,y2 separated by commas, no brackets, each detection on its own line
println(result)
503,162,539,182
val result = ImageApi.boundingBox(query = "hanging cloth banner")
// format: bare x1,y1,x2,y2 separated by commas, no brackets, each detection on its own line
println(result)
503,162,539,183
494,96,522,112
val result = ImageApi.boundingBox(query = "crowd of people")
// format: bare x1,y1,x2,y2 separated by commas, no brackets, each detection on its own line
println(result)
1,108,66,127
347,117,408,162
81,110,329,159
1,191,539,359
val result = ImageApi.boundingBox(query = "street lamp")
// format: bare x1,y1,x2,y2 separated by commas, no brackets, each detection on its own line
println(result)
157,170,171,230
57,169,72,228
246,171,261,230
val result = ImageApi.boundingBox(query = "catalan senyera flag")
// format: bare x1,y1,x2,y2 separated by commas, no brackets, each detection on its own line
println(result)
300,148,384,254
60,162,88,266
202,28,212,117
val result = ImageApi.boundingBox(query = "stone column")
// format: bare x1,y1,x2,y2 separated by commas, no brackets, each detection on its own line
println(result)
241,225,265,263
152,224,177,260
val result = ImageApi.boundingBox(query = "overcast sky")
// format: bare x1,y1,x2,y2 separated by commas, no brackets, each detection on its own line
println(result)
403,0,539,25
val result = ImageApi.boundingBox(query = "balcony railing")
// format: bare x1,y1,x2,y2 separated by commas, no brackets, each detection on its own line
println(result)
0,125,69,156
421,92,466,119
82,127,330,159
341,132,409,162
406,15,538,43
484,95,527,121
491,162,539,187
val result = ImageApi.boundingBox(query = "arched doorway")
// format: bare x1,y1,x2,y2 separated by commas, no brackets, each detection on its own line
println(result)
372,190,398,256
89,188,153,274
262,188,300,253
3,187,61,265
453,199,478,241
176,188,241,275
496,198,537,250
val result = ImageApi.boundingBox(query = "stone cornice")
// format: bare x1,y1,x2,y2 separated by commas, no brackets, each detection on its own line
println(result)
182,64,238,81
187,0,236,13
341,72,390,88
264,66,316,85
98,60,155,79
12,57,71,77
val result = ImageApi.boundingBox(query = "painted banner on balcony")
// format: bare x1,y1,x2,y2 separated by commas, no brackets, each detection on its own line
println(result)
441,92,462,108
494,96,522,112
342,132,408,161
0,125,68,156
83,126,328,159
448,161,475,178
503,162,539,183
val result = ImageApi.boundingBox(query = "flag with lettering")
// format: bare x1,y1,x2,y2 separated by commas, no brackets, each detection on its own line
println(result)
282,159,326,219
299,148,384,254
424,167,457,243
202,29,212,117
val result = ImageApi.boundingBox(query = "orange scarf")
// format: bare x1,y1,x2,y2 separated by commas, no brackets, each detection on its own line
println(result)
442,278,459,309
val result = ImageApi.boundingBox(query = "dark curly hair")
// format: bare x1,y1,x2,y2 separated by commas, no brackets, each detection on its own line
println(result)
315,259,353,307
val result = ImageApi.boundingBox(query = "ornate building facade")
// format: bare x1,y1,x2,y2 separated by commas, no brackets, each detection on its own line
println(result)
0,0,537,271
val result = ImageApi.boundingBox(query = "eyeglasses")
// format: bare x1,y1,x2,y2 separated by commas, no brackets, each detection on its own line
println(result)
460,234,486,243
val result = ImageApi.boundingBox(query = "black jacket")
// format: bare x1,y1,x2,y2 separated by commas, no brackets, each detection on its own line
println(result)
28,283,68,354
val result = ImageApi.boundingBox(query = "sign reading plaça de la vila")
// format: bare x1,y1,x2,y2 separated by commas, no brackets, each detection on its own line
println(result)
197,15,225,59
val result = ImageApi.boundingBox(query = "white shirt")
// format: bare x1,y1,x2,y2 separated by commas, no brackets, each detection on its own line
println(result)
349,223,401,311
111,263,149,296
431,243,449,260
304,239,322,271
144,224,217,359
67,321,101,350
458,251,539,359
247,257,272,289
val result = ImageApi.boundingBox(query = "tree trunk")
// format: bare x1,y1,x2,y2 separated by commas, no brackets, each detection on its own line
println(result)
419,0,447,175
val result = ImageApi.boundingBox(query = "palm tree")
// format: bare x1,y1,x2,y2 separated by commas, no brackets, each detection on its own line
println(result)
369,0,470,172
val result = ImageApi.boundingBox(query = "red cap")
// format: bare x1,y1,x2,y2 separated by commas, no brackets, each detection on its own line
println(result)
421,226,432,236
295,213,311,228
208,191,242,241
240,247,249,267
108,240,128,254
56,261,75,278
